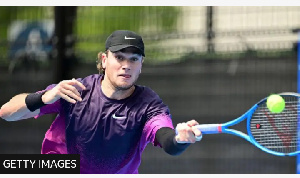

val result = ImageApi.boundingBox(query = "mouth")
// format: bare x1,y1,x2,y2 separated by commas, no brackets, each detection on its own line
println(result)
118,74,131,79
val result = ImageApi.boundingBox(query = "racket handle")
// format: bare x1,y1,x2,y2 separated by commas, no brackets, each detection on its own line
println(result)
196,124,222,134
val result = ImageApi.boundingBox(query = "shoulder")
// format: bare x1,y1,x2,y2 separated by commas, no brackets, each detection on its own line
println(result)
136,85,162,101
80,74,102,82
78,74,102,87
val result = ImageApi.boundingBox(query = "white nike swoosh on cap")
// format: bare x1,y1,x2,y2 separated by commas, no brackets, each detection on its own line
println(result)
125,36,136,40
112,113,127,120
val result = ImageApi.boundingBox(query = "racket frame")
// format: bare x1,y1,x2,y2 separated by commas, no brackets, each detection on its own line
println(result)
196,93,300,156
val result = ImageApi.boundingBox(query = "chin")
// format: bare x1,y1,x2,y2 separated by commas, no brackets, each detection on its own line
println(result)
116,85,133,91
115,76,138,90
116,82,134,90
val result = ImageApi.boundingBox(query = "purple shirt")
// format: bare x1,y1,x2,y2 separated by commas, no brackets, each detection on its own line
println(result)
35,74,174,174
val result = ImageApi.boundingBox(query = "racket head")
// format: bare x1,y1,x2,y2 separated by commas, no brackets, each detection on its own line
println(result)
248,92,300,156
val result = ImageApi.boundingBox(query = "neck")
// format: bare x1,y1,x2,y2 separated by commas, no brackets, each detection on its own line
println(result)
101,77,135,100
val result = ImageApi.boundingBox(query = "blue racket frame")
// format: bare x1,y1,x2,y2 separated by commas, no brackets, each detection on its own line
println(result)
195,95,300,156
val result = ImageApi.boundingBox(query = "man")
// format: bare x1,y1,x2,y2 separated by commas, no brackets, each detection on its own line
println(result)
0,30,202,174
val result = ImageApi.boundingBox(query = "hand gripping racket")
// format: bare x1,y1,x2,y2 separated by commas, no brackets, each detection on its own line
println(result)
193,92,300,156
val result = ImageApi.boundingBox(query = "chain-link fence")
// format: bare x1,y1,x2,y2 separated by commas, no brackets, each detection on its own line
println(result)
1,7,299,67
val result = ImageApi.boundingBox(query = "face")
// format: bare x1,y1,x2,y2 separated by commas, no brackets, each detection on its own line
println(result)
102,47,143,91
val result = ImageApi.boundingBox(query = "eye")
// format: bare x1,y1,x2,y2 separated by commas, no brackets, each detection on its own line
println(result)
115,55,124,60
131,57,139,62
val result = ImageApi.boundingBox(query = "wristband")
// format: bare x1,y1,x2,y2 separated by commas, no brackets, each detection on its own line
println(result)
25,91,47,112
156,127,191,155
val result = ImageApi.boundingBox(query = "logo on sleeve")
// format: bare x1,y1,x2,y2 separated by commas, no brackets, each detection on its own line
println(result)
112,113,127,120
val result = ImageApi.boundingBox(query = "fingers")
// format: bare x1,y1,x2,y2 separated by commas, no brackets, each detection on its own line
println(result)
175,123,197,143
62,83,81,97
187,120,202,141
60,88,82,103
59,92,77,104
192,125,202,141
70,78,86,90
175,120,202,143
186,119,199,127
57,78,86,104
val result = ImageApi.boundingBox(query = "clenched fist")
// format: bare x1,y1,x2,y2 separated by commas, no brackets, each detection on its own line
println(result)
175,120,202,144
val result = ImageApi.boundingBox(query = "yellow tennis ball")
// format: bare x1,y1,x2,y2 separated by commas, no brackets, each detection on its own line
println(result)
266,94,285,113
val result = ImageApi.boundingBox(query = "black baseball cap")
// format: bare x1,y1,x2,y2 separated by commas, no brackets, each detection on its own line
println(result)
105,30,145,56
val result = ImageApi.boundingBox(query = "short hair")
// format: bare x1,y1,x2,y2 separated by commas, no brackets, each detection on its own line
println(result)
96,51,107,74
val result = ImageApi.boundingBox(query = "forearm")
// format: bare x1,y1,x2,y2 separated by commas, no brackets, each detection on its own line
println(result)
155,127,191,156
0,93,39,121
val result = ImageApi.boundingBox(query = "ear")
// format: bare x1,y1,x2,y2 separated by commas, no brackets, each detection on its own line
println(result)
140,58,144,73
102,53,107,69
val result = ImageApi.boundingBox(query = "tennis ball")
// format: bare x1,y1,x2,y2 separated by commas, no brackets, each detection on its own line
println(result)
266,94,285,113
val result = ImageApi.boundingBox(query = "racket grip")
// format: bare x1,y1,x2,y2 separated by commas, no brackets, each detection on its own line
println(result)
196,124,222,134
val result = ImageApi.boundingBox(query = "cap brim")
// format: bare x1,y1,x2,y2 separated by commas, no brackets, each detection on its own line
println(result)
108,45,145,56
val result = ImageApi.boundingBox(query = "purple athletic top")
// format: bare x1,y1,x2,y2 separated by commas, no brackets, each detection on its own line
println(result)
34,74,174,174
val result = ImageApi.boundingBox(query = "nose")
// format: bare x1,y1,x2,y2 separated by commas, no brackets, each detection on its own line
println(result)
121,59,131,71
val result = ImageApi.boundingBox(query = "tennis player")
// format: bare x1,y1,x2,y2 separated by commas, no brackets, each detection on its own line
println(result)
0,30,202,174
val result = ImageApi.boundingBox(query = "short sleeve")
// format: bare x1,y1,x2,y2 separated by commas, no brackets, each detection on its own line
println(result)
138,87,174,147
141,113,174,147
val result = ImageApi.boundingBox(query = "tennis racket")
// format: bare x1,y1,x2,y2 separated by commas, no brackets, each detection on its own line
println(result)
192,92,300,156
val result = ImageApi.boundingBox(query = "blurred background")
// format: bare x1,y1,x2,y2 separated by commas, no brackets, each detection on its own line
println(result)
0,6,299,174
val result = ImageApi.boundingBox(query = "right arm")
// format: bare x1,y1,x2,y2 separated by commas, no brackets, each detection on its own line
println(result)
155,120,202,156
0,79,86,122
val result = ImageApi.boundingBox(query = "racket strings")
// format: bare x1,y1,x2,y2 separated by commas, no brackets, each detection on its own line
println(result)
250,95,299,154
